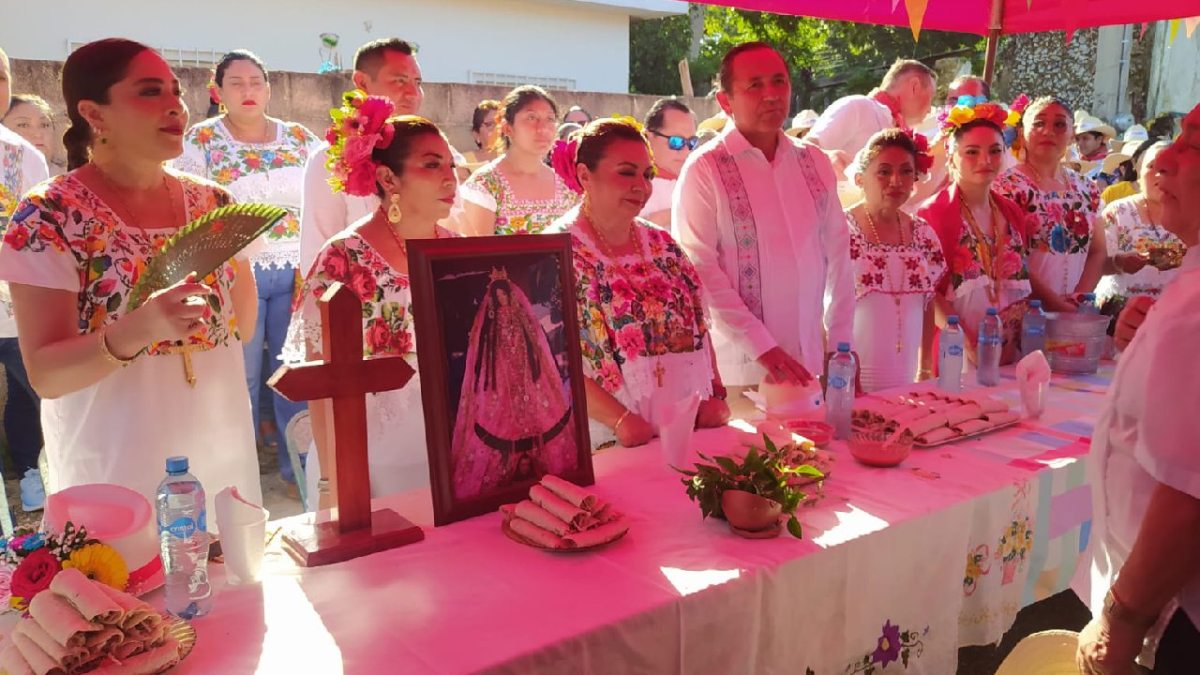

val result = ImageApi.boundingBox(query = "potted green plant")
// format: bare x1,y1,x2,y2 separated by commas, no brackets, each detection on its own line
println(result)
675,435,823,539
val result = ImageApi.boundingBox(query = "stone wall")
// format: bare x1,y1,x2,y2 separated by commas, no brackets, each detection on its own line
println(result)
993,29,1099,113
9,59,719,172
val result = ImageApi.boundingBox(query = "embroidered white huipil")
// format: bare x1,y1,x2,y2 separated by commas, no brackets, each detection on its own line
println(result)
674,126,855,385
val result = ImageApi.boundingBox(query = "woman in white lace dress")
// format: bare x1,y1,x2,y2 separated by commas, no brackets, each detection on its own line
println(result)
1097,142,1186,306
845,129,946,391
285,99,458,510
174,50,322,486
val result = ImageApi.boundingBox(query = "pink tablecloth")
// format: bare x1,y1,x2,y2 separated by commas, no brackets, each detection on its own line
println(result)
174,364,1109,674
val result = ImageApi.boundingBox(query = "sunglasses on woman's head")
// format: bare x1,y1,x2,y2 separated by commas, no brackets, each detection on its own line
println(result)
649,130,700,151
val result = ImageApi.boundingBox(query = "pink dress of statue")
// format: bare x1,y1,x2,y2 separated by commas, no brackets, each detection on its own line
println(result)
450,272,577,500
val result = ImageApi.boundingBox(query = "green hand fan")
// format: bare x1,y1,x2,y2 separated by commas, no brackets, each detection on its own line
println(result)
126,203,289,310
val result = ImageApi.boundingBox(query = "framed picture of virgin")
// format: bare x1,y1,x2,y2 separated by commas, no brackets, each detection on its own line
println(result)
408,233,593,526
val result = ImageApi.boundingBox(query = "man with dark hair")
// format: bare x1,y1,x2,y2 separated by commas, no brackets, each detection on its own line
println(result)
945,74,990,106
641,97,696,230
807,57,937,177
300,38,435,272
674,42,854,387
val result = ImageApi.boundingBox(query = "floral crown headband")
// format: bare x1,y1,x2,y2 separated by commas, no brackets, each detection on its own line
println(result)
549,115,648,195
325,90,397,197
938,94,1030,136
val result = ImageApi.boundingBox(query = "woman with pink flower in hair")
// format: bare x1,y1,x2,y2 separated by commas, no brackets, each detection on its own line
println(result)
918,98,1035,367
548,119,729,448
845,129,946,391
283,92,458,509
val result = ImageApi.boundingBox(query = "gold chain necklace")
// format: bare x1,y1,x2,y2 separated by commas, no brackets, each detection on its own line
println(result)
862,208,908,354
384,219,439,260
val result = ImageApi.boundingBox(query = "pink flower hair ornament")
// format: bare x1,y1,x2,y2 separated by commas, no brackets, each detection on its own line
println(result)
904,128,935,176
325,90,397,197
551,138,584,195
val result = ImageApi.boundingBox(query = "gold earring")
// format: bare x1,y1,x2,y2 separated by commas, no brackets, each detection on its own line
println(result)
387,194,403,224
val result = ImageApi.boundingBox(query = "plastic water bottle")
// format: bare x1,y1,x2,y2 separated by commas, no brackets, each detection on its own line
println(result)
1077,293,1100,314
977,308,1003,387
939,316,965,393
825,342,857,440
156,456,212,619
1022,299,1047,357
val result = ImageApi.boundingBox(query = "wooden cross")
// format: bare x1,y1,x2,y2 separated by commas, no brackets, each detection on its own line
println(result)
654,360,666,388
268,282,424,566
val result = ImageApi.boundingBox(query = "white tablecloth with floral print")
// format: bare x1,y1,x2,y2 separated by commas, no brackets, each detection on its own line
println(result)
166,364,1107,674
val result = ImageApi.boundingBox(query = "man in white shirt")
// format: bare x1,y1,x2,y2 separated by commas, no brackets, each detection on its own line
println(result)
807,59,937,178
0,46,51,509
673,42,854,387
299,38,428,274
1078,102,1200,673
640,98,697,232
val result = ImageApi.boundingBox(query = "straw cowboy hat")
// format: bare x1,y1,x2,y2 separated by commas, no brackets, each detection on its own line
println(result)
1123,124,1149,142
994,630,1080,675
785,109,820,137
1102,152,1131,176
1076,115,1117,139
697,113,728,134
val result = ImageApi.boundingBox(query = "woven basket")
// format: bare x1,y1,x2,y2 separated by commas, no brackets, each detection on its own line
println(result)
848,427,913,467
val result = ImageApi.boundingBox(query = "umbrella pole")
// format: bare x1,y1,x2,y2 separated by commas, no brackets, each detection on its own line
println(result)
982,0,1005,84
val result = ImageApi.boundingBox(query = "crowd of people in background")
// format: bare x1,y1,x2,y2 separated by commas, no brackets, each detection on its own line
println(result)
0,34,1196,672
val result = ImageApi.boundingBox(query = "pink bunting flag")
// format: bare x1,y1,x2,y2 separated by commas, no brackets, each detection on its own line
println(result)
892,0,901,13
1139,23,1149,40
1185,17,1200,38
904,0,930,40
1064,29,1075,45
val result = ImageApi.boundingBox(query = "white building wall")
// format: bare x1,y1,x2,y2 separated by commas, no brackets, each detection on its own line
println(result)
1147,22,1200,118
0,0,669,93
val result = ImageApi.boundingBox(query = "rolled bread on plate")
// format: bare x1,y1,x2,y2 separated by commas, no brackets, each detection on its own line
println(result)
49,568,123,626
529,485,592,530
944,404,984,426
539,475,597,510
561,520,629,549
89,636,180,675
916,427,958,445
27,591,100,649
900,413,950,438
509,517,564,549
13,620,88,673
513,500,571,537
952,419,992,435
10,630,65,675
984,411,1021,427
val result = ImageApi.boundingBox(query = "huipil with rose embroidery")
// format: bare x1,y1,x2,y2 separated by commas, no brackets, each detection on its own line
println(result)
460,159,579,235
174,116,322,272
918,183,1034,350
0,124,50,339
994,165,1100,296
553,212,713,446
1096,194,1186,303
0,170,262,524
283,224,458,506
846,210,946,392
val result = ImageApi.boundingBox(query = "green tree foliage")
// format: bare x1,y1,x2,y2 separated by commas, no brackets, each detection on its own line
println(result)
630,4,985,110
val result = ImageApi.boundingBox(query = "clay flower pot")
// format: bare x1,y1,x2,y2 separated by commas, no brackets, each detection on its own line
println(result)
721,490,782,538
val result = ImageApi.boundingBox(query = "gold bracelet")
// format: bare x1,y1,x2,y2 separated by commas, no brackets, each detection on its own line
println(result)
98,328,136,368
612,410,632,434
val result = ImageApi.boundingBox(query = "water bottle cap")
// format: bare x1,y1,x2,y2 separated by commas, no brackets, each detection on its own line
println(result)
1030,300,1042,309
1083,293,1096,301
836,342,851,353
947,315,960,325
165,456,189,474
986,307,999,316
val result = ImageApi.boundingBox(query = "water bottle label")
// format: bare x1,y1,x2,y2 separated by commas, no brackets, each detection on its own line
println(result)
947,345,963,357
164,516,197,540
1025,326,1045,336
829,375,848,390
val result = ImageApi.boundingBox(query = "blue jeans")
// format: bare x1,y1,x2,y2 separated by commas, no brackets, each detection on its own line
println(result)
243,264,306,483
0,337,42,473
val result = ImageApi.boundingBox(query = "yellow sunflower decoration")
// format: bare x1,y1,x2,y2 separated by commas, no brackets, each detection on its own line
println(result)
62,543,129,591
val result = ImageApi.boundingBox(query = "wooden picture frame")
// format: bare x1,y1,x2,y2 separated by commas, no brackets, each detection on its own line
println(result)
408,234,593,526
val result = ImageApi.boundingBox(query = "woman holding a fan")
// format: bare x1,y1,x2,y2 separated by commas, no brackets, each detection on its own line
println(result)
0,39,263,519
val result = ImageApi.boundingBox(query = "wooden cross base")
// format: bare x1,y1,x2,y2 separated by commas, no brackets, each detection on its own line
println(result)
282,508,425,568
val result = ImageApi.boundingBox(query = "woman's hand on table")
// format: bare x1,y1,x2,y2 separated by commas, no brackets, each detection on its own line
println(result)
1114,296,1154,351
760,347,813,386
1075,613,1146,675
695,398,731,429
615,413,655,447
